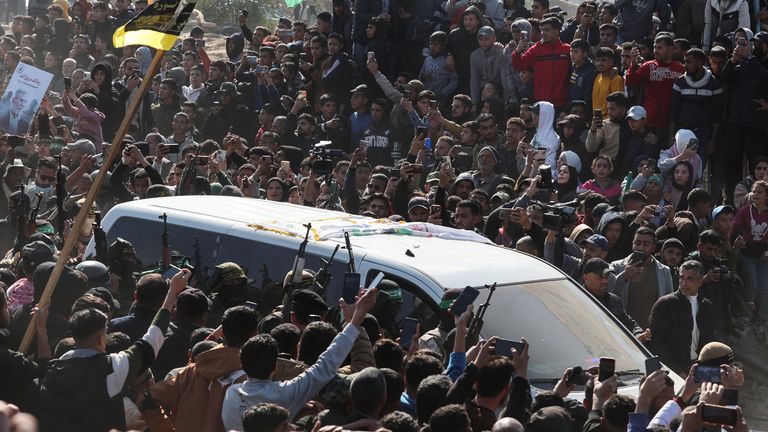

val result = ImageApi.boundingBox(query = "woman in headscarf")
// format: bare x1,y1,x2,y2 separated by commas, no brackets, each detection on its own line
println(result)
554,164,579,203
87,63,120,140
557,114,590,181
658,129,703,184
531,101,560,174
265,177,289,201
134,46,152,77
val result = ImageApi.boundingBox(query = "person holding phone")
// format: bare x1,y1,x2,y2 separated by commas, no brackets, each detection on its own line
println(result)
609,227,674,330
648,260,717,375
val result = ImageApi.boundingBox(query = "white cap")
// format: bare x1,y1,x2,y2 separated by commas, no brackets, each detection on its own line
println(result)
626,106,647,120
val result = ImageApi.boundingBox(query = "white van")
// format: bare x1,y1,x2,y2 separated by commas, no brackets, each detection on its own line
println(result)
86,196,685,395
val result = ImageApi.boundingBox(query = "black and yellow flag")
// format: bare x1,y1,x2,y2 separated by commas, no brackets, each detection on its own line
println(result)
113,0,198,51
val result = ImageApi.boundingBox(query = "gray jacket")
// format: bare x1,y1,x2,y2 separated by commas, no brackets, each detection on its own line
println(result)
609,255,675,311
470,42,514,104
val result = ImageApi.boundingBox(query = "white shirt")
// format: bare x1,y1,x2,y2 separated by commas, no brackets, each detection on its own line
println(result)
688,294,700,360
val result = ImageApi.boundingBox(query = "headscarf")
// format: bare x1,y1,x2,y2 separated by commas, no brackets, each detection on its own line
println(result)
668,129,702,183
266,177,289,202
134,47,152,76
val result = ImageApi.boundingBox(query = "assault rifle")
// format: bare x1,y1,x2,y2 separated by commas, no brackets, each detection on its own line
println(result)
466,283,497,347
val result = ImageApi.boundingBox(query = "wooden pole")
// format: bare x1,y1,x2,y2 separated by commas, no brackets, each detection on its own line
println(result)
19,49,166,353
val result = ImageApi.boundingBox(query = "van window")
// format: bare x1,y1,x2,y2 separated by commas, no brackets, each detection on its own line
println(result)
364,271,439,339
106,216,221,272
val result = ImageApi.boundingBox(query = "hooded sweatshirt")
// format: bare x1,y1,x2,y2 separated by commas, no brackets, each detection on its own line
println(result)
703,0,750,50
151,345,245,432
226,33,245,63
658,129,703,182
531,102,560,173
470,42,513,104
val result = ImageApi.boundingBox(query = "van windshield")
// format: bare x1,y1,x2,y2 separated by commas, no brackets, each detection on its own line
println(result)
476,280,647,385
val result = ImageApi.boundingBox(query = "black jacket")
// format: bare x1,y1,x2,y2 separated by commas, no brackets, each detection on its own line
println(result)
649,290,716,374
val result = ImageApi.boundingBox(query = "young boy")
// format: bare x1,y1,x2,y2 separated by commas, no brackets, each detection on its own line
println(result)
568,38,597,108
420,31,458,106
62,89,105,144
591,46,624,118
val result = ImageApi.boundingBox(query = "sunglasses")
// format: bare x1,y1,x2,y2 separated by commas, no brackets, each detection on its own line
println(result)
39,174,55,182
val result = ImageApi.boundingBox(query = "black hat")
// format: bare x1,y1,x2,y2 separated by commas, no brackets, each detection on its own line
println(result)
22,241,54,267
293,289,328,316
87,287,121,311
177,288,212,316
583,258,611,276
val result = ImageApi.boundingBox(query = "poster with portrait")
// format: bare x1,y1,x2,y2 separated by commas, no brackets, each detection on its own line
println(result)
0,63,53,135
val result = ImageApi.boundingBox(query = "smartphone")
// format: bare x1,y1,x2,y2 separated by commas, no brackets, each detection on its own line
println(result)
8,135,24,148
215,149,227,163
260,155,272,164
246,56,259,65
430,205,442,217
134,142,150,156
195,39,206,48
686,137,699,151
367,51,376,62
566,366,590,386
538,165,553,189
161,265,182,280
343,272,361,304
245,300,259,311
299,52,309,62
694,365,722,383
64,77,72,90
654,207,667,218
297,90,308,100
389,168,400,178
92,153,104,165
494,339,525,357
367,271,386,290
416,126,427,138
594,109,603,128
196,155,210,165
410,165,424,174
399,317,419,349
424,137,432,151
451,286,480,316
701,404,737,426
281,160,291,171
498,208,513,220
598,357,616,381
429,100,438,109
442,156,452,170
628,251,648,266
645,356,661,375
165,143,181,154
521,30,529,41
358,140,368,153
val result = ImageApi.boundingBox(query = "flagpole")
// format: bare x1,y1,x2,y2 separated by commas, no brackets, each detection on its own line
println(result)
19,49,166,353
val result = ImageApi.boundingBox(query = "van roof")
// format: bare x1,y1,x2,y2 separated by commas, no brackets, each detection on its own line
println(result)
108,196,567,288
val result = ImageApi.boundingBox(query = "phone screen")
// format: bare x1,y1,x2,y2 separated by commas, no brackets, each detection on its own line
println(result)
343,273,361,304
494,339,524,357
701,404,737,426
399,317,419,349
598,357,616,381
695,365,722,383
645,356,661,375
451,286,480,316
161,265,181,280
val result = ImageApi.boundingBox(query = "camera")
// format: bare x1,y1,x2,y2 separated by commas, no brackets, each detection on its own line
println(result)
310,141,345,176
539,200,579,232
713,260,733,281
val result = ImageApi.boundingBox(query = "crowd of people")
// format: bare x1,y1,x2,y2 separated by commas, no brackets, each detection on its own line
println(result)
0,0,767,429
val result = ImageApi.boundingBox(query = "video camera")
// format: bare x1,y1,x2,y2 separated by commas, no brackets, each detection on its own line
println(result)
713,259,734,281
310,141,346,176
537,200,579,232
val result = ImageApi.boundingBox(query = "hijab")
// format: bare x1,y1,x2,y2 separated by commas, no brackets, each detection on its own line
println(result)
134,46,152,76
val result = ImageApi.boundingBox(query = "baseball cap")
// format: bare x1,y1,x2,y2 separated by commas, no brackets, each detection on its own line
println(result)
293,289,329,316
87,287,121,312
583,234,609,251
626,106,647,120
408,197,429,212
583,258,611,276
711,205,735,221
425,171,440,184
350,84,370,96
478,26,495,38
177,288,212,316
66,138,96,155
